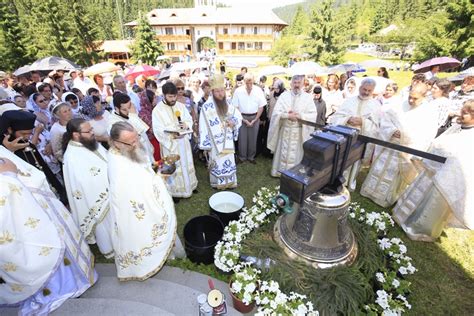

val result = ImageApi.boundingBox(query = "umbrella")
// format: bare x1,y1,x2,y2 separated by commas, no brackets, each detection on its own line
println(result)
29,56,81,71
158,68,172,80
326,63,366,74
364,76,394,94
448,67,474,82
359,59,396,69
289,61,325,76
413,56,461,73
84,62,121,76
124,65,160,80
226,60,258,69
170,61,209,72
13,65,31,77
258,65,289,77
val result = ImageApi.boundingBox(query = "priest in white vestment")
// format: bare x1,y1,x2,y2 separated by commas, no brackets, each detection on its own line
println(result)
393,100,474,241
329,78,381,190
0,147,96,315
267,75,317,177
107,122,184,281
360,84,438,207
108,92,154,164
63,118,114,258
152,82,198,198
199,74,242,189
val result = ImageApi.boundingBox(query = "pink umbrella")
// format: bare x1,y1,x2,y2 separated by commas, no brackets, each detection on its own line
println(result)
413,57,461,73
125,65,160,80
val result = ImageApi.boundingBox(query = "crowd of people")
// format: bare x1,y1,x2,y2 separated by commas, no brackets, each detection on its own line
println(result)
0,63,472,314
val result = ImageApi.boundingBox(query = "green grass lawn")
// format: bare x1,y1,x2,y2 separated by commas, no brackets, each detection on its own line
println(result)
171,155,474,315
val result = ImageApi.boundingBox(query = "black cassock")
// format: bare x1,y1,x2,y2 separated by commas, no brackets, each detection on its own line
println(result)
14,143,68,205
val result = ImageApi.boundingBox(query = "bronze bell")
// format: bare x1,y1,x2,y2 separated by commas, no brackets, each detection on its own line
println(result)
274,187,357,269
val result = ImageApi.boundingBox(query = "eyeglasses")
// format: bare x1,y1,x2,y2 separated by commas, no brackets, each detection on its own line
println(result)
176,87,185,91
37,99,47,103
115,139,137,146
79,128,94,134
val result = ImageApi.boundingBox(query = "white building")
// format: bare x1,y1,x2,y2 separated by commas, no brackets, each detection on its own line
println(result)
125,0,287,61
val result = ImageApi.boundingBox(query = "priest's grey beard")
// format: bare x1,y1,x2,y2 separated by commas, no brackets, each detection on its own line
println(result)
79,136,99,151
214,97,228,119
118,142,147,164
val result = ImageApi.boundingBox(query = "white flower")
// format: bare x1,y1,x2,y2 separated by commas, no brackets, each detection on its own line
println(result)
399,244,407,254
390,238,401,244
378,238,392,250
407,262,416,274
243,292,252,304
383,309,400,316
296,303,308,315
376,272,386,283
232,280,242,293
392,279,400,288
349,212,355,218
375,290,390,309
270,300,277,309
244,283,256,294
398,266,408,275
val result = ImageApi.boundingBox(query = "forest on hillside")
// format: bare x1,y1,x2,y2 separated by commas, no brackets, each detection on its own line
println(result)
0,0,472,70
271,0,472,65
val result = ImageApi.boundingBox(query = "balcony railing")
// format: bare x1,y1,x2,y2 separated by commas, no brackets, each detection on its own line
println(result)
165,50,188,56
156,34,192,42
218,49,271,56
216,34,274,41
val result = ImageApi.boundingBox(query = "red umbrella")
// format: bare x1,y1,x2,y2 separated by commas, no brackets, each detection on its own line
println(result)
413,57,461,73
125,65,160,80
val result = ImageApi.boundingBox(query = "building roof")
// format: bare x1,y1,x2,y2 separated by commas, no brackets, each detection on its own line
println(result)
98,40,133,53
125,7,288,27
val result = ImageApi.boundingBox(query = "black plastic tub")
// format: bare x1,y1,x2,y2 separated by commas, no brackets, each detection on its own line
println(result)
183,215,224,265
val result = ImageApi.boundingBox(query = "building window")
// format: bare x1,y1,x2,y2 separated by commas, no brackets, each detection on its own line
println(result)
197,30,200,36
246,42,253,49
218,42,224,50
165,27,173,35
223,28,228,34
254,27,258,35
211,30,213,35
167,43,176,50
238,42,245,50
231,42,236,50
240,27,245,34
186,29,190,35
255,42,262,50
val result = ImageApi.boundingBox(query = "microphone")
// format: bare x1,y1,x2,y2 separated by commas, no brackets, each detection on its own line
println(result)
175,110,182,125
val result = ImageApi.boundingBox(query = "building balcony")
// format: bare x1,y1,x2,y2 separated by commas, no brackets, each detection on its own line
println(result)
216,34,274,41
218,49,271,56
156,34,192,42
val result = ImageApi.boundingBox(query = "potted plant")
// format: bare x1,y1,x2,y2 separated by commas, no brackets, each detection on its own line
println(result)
229,263,259,313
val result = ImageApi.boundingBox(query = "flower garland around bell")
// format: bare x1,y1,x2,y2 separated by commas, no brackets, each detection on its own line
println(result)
214,187,416,315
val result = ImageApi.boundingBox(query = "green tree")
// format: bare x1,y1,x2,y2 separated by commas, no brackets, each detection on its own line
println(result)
69,2,101,66
445,0,473,58
35,0,79,60
413,13,452,61
270,36,302,66
369,2,389,34
285,5,309,36
0,0,33,71
305,0,345,65
130,13,164,65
